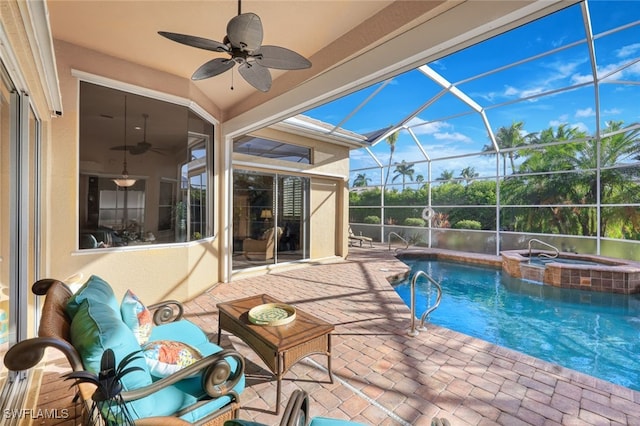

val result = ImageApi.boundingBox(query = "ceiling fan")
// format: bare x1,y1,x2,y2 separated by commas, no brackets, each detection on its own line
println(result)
111,114,164,155
158,0,311,92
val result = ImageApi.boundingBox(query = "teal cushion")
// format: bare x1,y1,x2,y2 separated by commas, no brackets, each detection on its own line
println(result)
150,321,245,400
69,299,154,419
149,320,210,347
66,275,120,319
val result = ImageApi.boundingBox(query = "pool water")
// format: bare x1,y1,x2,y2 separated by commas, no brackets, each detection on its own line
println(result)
393,259,640,391
527,257,600,266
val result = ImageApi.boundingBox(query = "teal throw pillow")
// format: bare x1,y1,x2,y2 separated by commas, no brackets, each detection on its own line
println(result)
121,289,153,345
66,275,120,319
70,299,154,419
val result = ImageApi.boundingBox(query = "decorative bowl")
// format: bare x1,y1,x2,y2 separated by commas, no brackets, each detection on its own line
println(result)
248,303,296,326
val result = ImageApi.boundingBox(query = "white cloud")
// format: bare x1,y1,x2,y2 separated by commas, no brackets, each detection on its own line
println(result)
548,118,589,134
404,117,472,143
571,73,593,84
616,43,640,58
504,84,546,99
575,107,595,118
432,132,472,143
405,117,452,135
572,121,590,133
603,108,622,115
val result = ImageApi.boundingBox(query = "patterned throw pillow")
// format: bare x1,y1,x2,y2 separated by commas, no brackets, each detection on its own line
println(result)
120,289,153,345
141,340,203,378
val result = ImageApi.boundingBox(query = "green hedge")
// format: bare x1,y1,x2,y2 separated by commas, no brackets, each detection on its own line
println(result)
453,220,482,230
404,218,426,227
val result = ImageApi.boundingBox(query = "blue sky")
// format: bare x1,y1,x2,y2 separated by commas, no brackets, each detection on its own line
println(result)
303,0,640,187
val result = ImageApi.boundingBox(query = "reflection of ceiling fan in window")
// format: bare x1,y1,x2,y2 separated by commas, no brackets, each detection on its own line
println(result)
110,114,165,155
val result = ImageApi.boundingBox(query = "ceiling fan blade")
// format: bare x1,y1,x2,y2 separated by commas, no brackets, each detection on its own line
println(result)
226,13,263,52
192,58,235,80
129,142,151,155
149,148,167,156
254,45,312,70
158,31,229,53
238,62,272,92
110,145,131,152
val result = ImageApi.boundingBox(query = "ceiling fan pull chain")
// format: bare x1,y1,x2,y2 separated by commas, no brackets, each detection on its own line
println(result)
231,66,234,90
238,0,241,16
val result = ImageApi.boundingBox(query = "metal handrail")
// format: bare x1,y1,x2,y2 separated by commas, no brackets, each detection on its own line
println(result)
527,238,559,262
408,270,443,337
387,232,409,251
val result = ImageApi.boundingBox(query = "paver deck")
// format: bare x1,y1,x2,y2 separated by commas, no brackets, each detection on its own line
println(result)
31,246,640,425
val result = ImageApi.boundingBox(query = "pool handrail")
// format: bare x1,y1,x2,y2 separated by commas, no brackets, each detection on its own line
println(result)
408,270,443,337
527,238,559,262
387,232,409,251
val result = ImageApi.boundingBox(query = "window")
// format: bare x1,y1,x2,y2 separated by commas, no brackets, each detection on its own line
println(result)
78,82,214,249
234,135,312,164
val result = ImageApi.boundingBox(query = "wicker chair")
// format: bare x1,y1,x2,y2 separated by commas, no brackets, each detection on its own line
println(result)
242,227,283,260
3,278,245,425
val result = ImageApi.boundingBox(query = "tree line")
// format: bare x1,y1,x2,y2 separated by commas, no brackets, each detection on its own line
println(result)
350,121,640,240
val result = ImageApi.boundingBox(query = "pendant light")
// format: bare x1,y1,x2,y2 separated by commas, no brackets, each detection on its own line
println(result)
113,95,137,188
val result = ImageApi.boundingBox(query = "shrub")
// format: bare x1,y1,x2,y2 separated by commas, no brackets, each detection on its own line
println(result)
404,218,426,227
363,215,381,224
453,219,482,230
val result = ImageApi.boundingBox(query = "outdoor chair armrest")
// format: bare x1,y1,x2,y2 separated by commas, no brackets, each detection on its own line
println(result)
280,389,309,426
120,349,245,401
146,300,184,324
3,336,84,372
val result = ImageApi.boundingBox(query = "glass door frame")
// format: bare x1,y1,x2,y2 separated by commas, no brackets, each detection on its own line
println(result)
231,169,310,271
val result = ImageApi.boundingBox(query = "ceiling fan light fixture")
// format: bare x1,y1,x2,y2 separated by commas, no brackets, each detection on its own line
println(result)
158,0,311,92
113,177,137,188
113,95,137,188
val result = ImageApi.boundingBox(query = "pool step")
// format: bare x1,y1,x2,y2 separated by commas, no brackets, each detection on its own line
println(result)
520,263,545,283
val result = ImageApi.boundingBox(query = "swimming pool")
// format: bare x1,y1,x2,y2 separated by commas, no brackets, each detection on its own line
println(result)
393,258,640,391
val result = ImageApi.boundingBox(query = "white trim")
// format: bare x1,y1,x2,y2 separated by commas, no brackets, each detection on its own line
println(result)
271,120,368,149
71,69,219,125
0,21,28,92
22,1,63,116
233,160,346,181
222,135,234,283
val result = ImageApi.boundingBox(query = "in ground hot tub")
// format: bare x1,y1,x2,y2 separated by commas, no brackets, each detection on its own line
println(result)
501,250,640,294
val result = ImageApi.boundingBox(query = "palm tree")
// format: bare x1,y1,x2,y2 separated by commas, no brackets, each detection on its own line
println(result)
391,160,415,190
352,173,371,187
460,166,479,185
482,121,527,175
383,131,399,188
436,170,454,181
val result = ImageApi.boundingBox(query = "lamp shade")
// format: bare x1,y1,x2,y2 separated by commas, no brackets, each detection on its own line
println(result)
113,177,137,188
260,209,272,219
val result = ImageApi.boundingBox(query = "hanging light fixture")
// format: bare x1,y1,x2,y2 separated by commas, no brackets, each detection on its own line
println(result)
113,95,137,188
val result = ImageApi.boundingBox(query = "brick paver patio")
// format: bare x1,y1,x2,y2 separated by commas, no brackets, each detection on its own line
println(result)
33,246,640,425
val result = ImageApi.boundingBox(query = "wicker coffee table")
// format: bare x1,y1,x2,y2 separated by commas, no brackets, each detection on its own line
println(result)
217,294,334,414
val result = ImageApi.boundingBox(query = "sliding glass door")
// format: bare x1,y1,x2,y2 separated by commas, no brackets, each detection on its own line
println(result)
232,170,309,270
0,62,41,367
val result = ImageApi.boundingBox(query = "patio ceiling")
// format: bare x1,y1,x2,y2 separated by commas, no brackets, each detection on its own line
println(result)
47,1,573,123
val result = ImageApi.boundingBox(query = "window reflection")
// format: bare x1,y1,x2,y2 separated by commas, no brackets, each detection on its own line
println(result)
78,82,214,249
